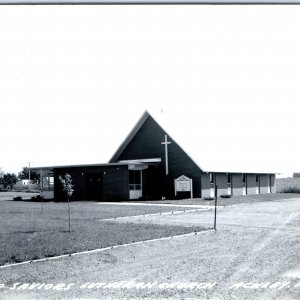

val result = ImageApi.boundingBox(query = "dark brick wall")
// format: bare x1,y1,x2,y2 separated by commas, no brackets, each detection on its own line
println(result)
103,166,129,201
54,165,129,201
142,165,162,200
112,115,203,199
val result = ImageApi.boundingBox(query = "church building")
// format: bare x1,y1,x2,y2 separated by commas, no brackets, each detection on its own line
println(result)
36,111,276,201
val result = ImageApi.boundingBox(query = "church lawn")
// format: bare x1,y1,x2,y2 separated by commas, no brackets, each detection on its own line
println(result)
0,200,206,266
137,192,299,207
0,197,299,300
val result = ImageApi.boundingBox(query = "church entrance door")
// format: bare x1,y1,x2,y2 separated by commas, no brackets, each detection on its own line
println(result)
129,170,142,199
85,173,103,201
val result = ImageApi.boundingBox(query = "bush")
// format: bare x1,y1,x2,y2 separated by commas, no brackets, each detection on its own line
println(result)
220,194,231,198
276,178,300,194
203,197,214,201
280,187,300,193
30,195,45,202
13,196,23,201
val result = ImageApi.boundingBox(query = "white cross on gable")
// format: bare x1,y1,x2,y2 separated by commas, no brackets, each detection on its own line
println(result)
161,134,171,175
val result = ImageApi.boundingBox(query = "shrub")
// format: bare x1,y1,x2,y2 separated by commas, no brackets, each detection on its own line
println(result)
220,194,231,198
276,178,300,194
13,196,23,201
30,195,45,202
203,197,214,201
280,187,300,194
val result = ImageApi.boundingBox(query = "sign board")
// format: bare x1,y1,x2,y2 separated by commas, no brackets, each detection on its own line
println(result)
174,175,193,198
176,179,191,192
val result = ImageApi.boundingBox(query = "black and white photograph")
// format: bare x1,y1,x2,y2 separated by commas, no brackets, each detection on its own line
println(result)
0,2,300,299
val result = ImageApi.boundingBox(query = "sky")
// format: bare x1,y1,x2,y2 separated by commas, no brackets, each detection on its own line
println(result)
0,5,300,175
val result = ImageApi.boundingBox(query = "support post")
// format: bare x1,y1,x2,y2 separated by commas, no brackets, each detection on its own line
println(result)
28,162,31,192
40,170,44,213
214,184,218,231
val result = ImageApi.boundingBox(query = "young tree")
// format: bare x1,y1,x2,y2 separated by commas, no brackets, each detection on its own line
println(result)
59,174,74,232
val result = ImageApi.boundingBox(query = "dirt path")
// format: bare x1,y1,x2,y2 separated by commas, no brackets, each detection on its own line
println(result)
0,198,299,300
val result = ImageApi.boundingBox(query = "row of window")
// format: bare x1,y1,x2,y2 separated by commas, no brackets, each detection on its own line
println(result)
209,173,271,184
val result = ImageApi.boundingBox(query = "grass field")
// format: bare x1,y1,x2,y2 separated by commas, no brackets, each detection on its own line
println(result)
0,199,206,266
0,192,298,267
0,195,299,300
140,192,299,206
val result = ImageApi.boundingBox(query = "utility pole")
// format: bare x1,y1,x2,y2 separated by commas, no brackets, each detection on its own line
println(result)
28,162,31,192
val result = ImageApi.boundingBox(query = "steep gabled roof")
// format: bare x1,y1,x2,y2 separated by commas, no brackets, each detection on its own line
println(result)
109,110,278,174
109,111,150,163
110,110,204,171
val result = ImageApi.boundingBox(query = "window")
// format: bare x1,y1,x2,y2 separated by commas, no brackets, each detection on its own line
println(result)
227,173,231,184
210,173,214,184
242,174,246,183
129,170,141,190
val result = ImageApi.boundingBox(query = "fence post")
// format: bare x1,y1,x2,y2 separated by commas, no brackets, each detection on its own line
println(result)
214,185,218,231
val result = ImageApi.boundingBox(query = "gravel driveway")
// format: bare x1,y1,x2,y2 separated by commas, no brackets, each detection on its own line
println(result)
0,197,299,300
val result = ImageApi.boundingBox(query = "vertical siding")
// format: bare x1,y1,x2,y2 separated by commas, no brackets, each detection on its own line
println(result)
246,174,256,195
215,173,228,196
201,173,212,198
270,174,276,193
231,174,243,195
259,174,269,194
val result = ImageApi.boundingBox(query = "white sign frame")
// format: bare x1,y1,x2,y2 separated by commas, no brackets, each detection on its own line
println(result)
174,175,193,199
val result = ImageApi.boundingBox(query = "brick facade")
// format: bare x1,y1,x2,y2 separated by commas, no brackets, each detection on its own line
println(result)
54,165,129,201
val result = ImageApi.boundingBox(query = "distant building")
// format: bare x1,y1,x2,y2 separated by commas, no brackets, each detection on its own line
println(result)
15,179,31,187
34,111,276,201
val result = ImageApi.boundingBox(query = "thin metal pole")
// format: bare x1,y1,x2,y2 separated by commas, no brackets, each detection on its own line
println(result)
68,197,71,232
28,162,31,192
40,169,43,213
28,162,31,181
214,184,218,231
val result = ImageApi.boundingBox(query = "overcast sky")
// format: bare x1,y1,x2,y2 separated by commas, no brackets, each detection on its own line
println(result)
1,5,300,175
